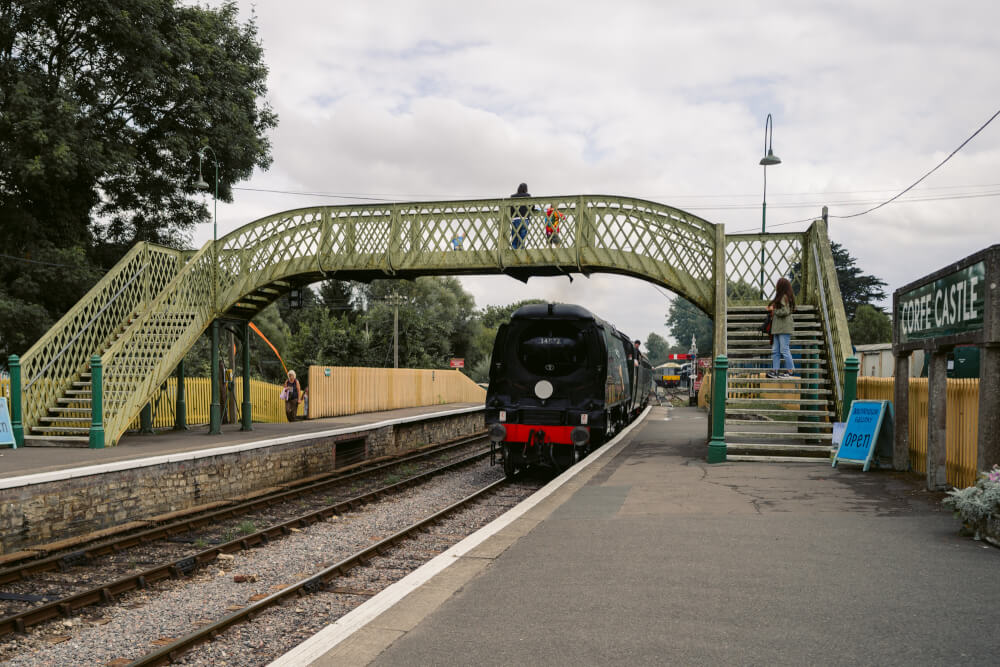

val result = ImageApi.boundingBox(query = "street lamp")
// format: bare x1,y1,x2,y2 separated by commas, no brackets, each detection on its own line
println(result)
196,146,222,434
759,113,781,298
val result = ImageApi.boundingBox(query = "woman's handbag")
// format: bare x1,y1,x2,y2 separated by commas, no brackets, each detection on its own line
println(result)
279,387,290,401
760,312,773,335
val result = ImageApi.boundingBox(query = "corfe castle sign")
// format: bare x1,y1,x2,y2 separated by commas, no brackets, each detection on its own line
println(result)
896,261,985,343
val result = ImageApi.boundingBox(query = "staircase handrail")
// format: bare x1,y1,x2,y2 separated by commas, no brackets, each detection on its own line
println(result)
24,262,148,390
19,243,184,432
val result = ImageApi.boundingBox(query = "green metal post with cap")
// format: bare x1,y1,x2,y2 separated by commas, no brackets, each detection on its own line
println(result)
89,355,105,448
842,356,860,422
707,355,728,463
8,354,24,447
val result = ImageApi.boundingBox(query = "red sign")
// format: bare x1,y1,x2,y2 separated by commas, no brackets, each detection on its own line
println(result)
449,358,465,368
668,354,691,360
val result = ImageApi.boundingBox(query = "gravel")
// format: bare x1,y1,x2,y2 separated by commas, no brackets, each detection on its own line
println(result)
2,461,540,666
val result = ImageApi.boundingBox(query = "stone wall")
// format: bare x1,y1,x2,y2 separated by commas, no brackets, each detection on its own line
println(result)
0,410,483,555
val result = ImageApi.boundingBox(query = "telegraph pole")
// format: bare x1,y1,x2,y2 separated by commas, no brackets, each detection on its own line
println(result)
385,291,406,368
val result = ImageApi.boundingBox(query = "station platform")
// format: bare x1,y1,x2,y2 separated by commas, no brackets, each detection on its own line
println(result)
276,406,1000,666
0,403,482,482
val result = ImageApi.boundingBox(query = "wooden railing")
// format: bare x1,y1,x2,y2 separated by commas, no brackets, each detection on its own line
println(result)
306,367,485,418
858,377,979,487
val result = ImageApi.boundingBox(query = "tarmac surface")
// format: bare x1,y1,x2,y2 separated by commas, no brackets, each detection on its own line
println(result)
0,403,482,480
291,405,1000,666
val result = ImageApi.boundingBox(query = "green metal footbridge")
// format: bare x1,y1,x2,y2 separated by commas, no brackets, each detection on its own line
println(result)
8,195,853,458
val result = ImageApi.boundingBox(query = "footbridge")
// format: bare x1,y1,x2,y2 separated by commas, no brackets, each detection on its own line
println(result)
10,195,852,450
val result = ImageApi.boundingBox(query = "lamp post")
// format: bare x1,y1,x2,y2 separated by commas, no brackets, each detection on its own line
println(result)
759,113,781,298
196,146,222,435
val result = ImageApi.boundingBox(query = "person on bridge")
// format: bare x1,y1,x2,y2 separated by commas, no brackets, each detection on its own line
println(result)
510,183,531,249
767,277,796,378
282,370,302,421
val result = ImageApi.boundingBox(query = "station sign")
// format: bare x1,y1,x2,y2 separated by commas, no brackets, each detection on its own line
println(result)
449,358,465,368
0,398,15,448
668,354,691,360
896,261,985,344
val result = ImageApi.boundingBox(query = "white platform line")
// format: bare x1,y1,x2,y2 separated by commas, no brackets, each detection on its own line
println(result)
1,406,483,490
268,407,653,667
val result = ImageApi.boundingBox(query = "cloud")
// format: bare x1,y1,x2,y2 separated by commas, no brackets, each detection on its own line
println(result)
192,0,1000,345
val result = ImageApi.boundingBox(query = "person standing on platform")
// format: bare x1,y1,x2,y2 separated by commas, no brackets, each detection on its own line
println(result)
767,277,796,378
509,183,531,249
282,370,302,422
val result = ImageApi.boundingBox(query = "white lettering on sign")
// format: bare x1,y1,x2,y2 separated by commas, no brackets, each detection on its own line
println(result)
897,262,984,342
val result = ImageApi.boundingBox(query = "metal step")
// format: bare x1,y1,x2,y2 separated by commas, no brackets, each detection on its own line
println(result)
726,430,832,440
727,368,827,375
22,435,90,447
726,408,835,416
728,304,817,312
31,425,90,434
727,442,832,455
727,397,831,406
725,454,830,463
725,419,833,428
727,375,829,384
39,416,92,424
728,388,832,395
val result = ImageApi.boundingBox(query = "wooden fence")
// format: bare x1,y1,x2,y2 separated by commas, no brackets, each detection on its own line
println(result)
307,367,486,418
858,377,980,488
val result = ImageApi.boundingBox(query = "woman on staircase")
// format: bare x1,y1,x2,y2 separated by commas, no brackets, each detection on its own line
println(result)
767,277,796,378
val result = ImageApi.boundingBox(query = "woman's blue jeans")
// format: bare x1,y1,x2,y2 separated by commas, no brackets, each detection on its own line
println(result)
772,333,794,372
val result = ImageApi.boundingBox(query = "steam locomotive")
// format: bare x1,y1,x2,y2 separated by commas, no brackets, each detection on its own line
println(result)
485,303,653,476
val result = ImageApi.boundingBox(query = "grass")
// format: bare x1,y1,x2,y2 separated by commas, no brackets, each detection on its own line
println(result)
237,520,257,536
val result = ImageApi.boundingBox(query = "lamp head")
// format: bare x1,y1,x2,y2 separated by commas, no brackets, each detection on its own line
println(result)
760,148,781,166
196,175,211,191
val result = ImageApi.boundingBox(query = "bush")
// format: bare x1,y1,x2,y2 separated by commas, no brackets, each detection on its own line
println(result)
943,465,1000,539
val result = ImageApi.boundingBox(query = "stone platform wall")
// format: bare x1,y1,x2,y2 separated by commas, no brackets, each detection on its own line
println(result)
0,410,484,555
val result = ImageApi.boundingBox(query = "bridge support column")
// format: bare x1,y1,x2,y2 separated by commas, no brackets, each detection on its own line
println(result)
707,355,728,463
140,403,154,434
7,354,23,447
209,320,222,435
174,360,188,430
89,355,104,449
241,321,253,431
841,356,859,422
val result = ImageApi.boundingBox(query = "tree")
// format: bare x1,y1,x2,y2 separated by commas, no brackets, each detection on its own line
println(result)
0,1,277,357
644,332,669,366
829,242,888,319
849,304,892,345
665,298,713,358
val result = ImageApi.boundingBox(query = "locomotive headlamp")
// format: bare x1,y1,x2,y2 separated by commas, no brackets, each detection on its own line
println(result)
488,423,507,443
570,426,590,446
534,380,554,399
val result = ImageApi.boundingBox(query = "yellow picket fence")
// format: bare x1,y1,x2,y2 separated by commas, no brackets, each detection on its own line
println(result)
307,367,486,418
857,377,979,488
125,377,298,429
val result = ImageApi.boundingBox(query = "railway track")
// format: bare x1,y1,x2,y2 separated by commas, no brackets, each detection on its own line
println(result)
130,476,519,666
0,432,486,586
0,438,489,639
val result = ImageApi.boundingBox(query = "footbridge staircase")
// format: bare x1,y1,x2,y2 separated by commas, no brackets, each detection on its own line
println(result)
12,196,852,453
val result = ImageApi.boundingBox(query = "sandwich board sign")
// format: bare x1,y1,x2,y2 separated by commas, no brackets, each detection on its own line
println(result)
0,398,15,448
832,400,893,471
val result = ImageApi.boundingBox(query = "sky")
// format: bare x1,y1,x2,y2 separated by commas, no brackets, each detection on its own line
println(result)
191,0,1000,347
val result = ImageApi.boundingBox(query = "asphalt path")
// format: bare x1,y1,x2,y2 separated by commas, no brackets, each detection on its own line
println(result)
368,406,999,666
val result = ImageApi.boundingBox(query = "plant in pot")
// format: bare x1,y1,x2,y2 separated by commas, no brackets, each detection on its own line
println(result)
943,465,1000,542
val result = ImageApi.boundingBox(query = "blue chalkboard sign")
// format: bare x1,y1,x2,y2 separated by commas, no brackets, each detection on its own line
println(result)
832,400,893,471
0,398,15,448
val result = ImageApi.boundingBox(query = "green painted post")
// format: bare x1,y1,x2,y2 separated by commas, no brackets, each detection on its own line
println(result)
140,403,153,434
8,354,23,447
89,355,105,449
842,356,860,422
174,360,188,430
241,321,253,431
707,355,728,463
209,320,222,435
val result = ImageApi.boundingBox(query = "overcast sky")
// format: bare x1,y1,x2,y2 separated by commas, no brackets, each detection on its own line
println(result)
192,0,1000,346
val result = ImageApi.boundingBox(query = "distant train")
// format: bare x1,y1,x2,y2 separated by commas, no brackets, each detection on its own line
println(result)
484,303,654,476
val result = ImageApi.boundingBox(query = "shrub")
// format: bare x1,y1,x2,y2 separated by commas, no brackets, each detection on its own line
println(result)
943,465,1000,539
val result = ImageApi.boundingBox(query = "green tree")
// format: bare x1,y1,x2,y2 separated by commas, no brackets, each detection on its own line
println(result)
849,304,892,345
0,0,276,357
665,298,713,358
829,242,888,319
644,332,669,366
